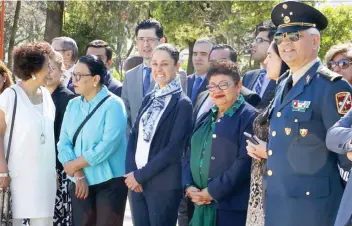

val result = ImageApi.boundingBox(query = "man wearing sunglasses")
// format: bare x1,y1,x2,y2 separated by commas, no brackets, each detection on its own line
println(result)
242,24,278,108
265,2,352,226
325,43,352,85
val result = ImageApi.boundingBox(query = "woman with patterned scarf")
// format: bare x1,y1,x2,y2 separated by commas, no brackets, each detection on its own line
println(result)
125,44,193,226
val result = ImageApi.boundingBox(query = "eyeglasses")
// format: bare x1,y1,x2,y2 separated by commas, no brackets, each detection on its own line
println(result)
72,72,92,82
136,37,160,43
327,58,352,70
253,37,270,45
206,81,234,92
54,49,68,52
274,31,302,45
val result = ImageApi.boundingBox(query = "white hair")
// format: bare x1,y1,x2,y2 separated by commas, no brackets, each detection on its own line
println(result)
307,27,321,51
307,27,321,38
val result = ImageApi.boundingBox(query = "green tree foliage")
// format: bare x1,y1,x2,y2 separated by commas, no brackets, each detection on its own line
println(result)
62,0,149,79
319,5,352,59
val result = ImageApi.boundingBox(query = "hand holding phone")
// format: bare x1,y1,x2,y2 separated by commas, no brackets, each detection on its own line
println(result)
243,132,259,145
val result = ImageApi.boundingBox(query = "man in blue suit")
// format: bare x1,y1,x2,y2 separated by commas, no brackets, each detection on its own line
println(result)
265,2,352,226
242,24,277,108
86,40,123,97
187,38,213,104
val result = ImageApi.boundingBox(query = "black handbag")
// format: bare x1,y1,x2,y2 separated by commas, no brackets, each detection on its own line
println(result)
0,88,17,226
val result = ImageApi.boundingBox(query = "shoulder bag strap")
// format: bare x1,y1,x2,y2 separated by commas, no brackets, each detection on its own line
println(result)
6,88,17,163
72,95,110,148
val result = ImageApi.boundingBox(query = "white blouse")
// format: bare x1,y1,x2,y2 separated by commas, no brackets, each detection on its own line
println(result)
135,96,171,169
0,85,56,218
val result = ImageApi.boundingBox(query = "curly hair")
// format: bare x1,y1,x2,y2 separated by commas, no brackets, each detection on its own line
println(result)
0,60,14,93
207,60,241,84
13,42,54,81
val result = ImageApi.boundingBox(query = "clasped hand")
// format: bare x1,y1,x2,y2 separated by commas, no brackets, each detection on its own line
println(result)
124,172,143,193
187,186,213,206
246,136,268,161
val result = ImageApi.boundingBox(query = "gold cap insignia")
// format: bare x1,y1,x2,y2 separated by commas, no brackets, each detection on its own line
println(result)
300,129,308,137
285,128,291,135
283,4,288,9
284,16,291,24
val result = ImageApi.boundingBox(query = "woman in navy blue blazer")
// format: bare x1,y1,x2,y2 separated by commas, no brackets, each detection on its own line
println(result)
183,60,256,226
125,44,193,226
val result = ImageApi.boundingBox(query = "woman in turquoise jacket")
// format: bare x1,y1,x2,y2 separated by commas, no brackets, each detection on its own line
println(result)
58,55,128,226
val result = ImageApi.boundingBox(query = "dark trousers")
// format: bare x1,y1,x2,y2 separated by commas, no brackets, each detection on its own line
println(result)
216,210,247,226
178,196,195,226
70,177,128,226
131,189,182,226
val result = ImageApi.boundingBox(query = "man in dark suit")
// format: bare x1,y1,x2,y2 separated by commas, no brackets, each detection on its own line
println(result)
193,44,261,120
187,38,213,104
242,24,277,108
86,40,123,97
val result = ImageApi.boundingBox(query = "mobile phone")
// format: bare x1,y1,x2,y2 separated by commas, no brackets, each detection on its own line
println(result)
243,132,259,145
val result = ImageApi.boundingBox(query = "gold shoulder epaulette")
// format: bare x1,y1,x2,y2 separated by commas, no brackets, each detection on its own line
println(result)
317,66,342,82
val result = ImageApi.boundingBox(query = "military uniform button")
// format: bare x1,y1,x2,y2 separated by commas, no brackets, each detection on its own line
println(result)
267,170,273,176
277,112,281,117
268,150,273,156
208,178,211,181
212,134,217,139
294,119,298,123
272,131,276,137
306,191,310,196
217,119,221,123
211,156,215,160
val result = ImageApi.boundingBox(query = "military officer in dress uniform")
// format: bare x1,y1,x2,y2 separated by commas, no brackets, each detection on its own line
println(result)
265,2,352,226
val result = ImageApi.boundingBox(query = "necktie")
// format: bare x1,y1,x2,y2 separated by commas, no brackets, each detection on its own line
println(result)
254,70,266,95
282,75,293,98
191,76,203,102
143,67,151,96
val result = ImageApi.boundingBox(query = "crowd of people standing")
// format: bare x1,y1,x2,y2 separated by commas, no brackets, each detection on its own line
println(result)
0,1,352,226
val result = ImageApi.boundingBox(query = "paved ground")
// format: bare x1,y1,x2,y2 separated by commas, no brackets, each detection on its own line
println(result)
123,202,133,226
123,202,180,226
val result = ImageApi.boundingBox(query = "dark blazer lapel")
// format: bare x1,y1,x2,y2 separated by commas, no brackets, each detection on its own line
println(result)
154,93,179,134
193,92,209,121
278,62,321,111
248,70,261,90
187,74,195,98
262,80,277,99
198,78,208,95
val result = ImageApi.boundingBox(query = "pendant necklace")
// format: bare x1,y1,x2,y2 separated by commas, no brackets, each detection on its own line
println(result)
39,88,45,145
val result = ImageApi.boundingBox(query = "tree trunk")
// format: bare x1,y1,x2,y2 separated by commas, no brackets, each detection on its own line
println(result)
44,1,64,42
7,0,21,70
186,40,195,75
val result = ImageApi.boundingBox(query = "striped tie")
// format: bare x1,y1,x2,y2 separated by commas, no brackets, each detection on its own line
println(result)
255,70,266,95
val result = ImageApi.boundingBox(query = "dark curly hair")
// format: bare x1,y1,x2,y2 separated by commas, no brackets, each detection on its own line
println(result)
0,60,14,93
207,60,241,84
13,42,54,81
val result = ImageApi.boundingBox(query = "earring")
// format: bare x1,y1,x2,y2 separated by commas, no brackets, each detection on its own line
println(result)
31,75,36,80
94,83,97,87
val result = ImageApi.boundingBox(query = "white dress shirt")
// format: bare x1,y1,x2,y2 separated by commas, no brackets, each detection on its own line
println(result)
63,65,75,87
